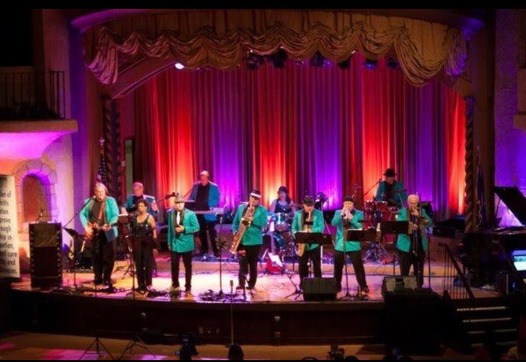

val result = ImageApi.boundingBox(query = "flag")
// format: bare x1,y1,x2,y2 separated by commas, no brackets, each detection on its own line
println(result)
476,150,487,231
96,138,108,185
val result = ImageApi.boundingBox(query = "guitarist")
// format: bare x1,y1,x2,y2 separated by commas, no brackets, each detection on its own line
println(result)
80,182,120,287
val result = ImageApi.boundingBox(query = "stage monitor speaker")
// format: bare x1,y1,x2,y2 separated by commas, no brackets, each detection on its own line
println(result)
29,223,62,289
381,275,417,297
302,277,337,301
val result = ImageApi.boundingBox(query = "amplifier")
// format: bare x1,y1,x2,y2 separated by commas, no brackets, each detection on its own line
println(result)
381,275,417,297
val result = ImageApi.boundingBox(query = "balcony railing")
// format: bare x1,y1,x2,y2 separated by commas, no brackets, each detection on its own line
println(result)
0,69,66,120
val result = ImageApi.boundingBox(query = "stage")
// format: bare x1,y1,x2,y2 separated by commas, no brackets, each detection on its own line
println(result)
7,243,499,348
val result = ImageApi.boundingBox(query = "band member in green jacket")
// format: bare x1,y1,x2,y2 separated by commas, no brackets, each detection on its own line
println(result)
375,168,407,209
291,196,325,288
331,196,369,295
396,193,433,288
167,194,200,294
232,189,268,290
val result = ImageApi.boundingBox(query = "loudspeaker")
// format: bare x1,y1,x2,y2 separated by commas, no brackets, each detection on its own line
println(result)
302,277,337,301
383,289,443,355
381,275,417,297
29,223,62,289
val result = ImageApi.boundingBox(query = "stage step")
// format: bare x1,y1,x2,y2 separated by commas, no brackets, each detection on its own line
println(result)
454,298,518,351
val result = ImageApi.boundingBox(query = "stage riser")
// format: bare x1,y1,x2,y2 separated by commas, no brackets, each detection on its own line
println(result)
11,290,384,345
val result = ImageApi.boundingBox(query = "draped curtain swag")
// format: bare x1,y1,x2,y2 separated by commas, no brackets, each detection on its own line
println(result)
83,9,468,87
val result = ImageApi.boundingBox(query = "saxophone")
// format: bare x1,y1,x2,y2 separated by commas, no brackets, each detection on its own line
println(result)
297,211,312,257
230,202,256,254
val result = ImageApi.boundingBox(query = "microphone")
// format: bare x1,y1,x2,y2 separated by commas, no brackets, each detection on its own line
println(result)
164,192,176,200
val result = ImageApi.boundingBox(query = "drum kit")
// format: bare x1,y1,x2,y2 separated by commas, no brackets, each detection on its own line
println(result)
363,200,399,229
263,209,298,261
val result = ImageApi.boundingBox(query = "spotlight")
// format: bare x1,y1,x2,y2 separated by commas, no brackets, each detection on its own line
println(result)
227,343,244,360
364,58,377,70
246,52,264,70
386,57,400,70
177,333,198,360
174,62,185,70
267,49,288,69
310,51,326,67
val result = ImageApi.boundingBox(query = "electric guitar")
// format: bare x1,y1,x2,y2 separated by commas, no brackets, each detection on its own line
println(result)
84,221,118,241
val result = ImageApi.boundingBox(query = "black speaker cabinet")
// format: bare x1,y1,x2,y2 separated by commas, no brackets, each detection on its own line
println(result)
383,289,443,355
302,277,337,301
381,275,417,297
29,223,62,289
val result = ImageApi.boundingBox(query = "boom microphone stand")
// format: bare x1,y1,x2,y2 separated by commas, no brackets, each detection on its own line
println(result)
120,234,156,359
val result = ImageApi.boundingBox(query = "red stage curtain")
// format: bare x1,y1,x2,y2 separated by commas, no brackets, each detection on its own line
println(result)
129,53,465,220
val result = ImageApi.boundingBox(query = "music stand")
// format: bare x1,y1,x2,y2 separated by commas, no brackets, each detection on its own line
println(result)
286,232,332,300
379,221,410,275
347,228,378,242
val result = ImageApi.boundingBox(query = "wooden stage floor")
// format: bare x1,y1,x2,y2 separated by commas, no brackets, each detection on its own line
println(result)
12,246,498,302
5,246,500,349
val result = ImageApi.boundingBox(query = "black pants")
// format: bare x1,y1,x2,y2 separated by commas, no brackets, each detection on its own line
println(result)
132,241,154,288
238,245,260,287
398,249,426,287
299,247,322,287
171,251,193,290
92,233,115,284
333,250,367,290
197,215,218,256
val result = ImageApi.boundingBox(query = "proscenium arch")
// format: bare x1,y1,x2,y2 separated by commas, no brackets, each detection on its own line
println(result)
72,8,486,99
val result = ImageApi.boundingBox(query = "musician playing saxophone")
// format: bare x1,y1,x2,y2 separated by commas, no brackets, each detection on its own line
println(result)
396,194,433,288
291,196,325,289
331,196,369,295
232,189,268,290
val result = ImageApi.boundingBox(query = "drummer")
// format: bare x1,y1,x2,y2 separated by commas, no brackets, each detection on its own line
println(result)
267,186,296,254
269,186,297,223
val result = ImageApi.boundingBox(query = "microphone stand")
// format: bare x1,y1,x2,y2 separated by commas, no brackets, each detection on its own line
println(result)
362,178,382,201
215,214,227,300
119,232,156,359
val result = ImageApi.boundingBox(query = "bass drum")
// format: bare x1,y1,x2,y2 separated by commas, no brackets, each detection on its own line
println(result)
259,233,287,260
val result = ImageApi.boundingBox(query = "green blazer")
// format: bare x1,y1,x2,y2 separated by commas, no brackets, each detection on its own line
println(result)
375,181,407,209
79,197,120,242
331,209,364,252
166,208,200,253
291,209,325,251
232,204,268,246
396,207,433,253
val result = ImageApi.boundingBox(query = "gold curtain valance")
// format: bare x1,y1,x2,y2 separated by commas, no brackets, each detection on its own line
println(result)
83,9,467,87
